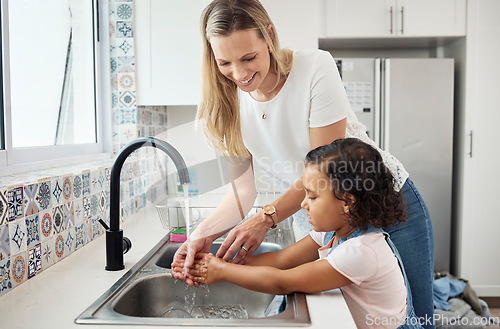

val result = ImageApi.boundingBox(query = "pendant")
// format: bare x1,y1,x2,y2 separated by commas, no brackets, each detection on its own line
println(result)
262,114,267,119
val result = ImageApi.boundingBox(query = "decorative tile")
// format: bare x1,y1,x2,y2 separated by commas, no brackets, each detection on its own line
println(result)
7,186,24,222
98,191,107,214
9,219,27,254
0,189,7,225
27,243,42,279
63,228,75,256
24,183,39,216
25,214,40,248
91,217,102,240
38,180,52,211
0,224,10,260
111,74,118,91
73,198,84,225
109,3,117,22
83,220,92,244
116,21,133,38
0,258,12,296
83,196,92,221
90,171,101,194
73,174,82,199
82,172,91,197
119,90,136,108
117,56,134,73
62,176,72,202
75,224,85,250
116,38,134,56
52,206,64,234
41,237,54,270
51,178,63,206
63,202,74,229
118,73,134,90
110,57,117,74
116,3,133,20
90,194,99,218
11,252,26,287
54,234,64,261
110,36,117,55
112,92,119,109
39,211,52,240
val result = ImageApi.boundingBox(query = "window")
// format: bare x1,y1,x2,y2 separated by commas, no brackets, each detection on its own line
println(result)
1,0,109,173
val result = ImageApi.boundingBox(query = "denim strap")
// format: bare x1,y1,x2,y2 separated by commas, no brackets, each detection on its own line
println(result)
323,226,423,328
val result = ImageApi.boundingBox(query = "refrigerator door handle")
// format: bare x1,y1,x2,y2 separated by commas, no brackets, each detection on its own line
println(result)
382,59,391,152
374,59,381,147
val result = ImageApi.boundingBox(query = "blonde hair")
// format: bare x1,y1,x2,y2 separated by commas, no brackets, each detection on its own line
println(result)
197,0,293,157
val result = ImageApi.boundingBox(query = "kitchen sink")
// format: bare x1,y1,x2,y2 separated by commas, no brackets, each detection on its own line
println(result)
75,224,310,326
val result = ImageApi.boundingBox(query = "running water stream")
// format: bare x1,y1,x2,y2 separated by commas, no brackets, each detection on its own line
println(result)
183,184,191,277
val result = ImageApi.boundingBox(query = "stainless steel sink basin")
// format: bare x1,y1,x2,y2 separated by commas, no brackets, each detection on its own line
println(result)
76,225,310,326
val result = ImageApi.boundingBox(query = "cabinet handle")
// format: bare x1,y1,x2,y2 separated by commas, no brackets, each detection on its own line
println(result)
469,131,473,158
400,6,405,34
390,6,394,34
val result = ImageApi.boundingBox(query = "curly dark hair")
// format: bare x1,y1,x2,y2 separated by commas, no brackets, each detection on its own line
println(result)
305,138,406,231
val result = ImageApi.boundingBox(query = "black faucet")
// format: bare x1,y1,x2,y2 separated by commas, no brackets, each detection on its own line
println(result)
105,137,190,271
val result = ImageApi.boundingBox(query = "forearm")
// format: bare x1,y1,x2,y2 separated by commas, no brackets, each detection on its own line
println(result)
191,159,257,240
268,178,305,224
191,186,257,240
220,263,292,295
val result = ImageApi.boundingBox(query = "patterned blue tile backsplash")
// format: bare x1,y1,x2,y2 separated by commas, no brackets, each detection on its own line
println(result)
0,1,171,297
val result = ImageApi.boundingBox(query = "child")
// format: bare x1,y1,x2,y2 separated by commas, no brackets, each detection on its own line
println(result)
172,138,424,329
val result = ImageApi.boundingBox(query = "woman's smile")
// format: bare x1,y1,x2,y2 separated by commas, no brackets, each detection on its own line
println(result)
238,72,257,86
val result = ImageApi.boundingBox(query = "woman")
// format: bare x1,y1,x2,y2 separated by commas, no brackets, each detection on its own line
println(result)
173,1,434,328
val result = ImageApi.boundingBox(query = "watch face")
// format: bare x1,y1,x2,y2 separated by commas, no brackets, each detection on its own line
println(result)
263,205,275,214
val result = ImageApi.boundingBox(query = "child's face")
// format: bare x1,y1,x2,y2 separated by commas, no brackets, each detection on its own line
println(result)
301,164,349,233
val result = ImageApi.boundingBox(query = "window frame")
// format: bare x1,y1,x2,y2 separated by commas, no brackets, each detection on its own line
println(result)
0,0,111,175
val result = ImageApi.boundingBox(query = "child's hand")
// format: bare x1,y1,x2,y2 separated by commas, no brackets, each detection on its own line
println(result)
187,253,225,285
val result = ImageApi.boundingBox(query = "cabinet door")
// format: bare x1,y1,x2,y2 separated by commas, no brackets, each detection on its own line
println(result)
397,0,466,37
261,0,320,49
135,0,207,106
322,0,396,38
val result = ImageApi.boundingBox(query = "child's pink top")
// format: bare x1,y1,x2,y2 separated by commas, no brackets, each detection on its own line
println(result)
310,231,407,329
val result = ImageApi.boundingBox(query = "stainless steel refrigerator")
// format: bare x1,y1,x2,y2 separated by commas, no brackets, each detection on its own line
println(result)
336,58,454,272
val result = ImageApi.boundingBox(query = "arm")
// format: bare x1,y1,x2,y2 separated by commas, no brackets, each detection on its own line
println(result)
171,156,257,285
245,235,320,269
188,249,352,295
217,119,347,263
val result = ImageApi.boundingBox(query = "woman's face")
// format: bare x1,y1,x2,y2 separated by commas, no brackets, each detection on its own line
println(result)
301,164,350,234
209,29,274,94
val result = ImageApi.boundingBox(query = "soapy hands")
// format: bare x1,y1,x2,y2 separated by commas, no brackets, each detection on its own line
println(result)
172,253,224,285
171,237,213,286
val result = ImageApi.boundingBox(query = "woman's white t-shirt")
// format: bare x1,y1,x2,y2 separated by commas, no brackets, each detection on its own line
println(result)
239,49,408,192
310,231,408,329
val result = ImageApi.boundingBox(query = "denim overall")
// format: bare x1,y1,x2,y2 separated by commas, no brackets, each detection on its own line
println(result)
324,226,424,329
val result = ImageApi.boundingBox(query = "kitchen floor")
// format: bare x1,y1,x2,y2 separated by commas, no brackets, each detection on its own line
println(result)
490,308,500,328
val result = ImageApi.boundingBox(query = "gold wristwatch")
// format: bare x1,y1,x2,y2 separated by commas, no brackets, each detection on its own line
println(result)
263,204,278,229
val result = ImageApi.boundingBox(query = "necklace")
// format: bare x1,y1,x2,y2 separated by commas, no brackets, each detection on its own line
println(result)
258,101,269,119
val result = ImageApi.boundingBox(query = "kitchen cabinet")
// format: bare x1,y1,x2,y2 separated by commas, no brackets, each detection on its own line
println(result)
134,0,208,106
260,0,320,50
452,0,500,297
321,0,466,38
134,0,319,106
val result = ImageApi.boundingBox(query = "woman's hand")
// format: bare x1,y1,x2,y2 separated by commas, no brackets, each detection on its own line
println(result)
215,210,273,264
171,237,213,286
188,253,225,285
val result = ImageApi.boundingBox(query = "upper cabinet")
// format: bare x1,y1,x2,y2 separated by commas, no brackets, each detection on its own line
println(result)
135,0,207,106
322,0,466,38
134,0,320,106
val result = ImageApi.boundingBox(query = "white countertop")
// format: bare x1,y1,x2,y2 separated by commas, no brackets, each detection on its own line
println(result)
0,206,355,329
